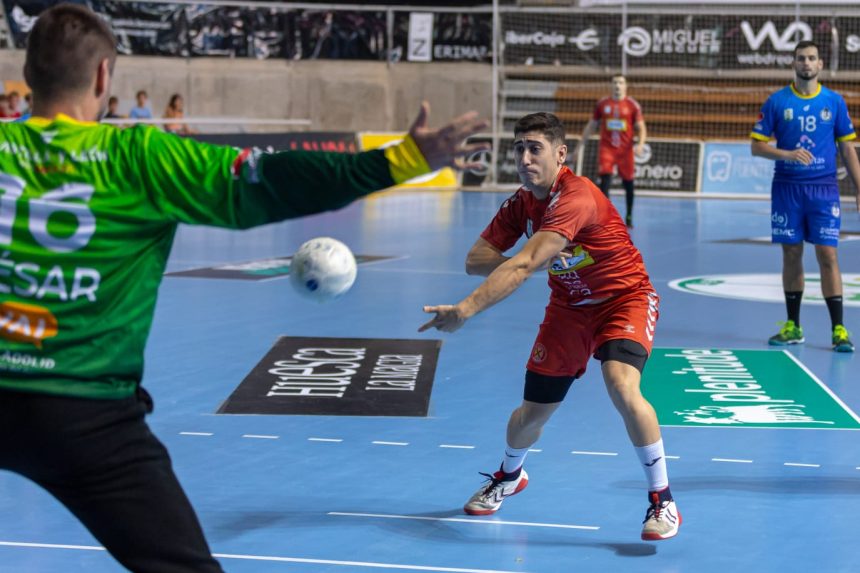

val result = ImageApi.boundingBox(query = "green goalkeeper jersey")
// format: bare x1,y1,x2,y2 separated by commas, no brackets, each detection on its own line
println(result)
0,114,430,398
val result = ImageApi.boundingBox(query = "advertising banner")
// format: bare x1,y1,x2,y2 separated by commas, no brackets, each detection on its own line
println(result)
701,142,772,195
191,132,357,153
581,140,700,192
393,11,492,63
219,336,440,416
643,348,860,429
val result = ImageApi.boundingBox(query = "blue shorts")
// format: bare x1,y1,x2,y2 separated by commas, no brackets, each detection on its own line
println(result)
771,181,841,246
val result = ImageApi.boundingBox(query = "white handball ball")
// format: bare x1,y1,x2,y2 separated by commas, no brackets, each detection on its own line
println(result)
289,237,357,302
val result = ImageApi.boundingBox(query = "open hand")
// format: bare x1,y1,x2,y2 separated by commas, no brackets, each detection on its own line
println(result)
409,102,490,172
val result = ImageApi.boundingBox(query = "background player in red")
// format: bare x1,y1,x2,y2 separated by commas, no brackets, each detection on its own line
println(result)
419,112,680,541
577,75,646,228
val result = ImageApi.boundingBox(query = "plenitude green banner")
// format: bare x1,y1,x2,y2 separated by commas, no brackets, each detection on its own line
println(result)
642,348,860,429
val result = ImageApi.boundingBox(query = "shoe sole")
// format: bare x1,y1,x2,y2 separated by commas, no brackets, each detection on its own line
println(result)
463,476,529,516
834,346,855,353
768,339,805,346
641,510,682,541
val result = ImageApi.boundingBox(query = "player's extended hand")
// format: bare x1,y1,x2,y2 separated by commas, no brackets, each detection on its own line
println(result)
419,304,468,333
542,250,573,270
409,101,490,172
787,147,814,165
635,143,646,157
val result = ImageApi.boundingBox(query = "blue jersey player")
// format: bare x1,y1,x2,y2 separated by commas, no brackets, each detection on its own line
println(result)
751,40,860,352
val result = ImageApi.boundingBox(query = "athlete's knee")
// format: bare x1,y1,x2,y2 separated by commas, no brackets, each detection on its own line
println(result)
814,245,839,267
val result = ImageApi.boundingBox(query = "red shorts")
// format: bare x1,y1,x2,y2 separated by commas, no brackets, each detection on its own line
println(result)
598,146,635,181
527,289,659,378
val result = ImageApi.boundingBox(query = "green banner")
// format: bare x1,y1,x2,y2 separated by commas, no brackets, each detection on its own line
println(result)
643,348,860,429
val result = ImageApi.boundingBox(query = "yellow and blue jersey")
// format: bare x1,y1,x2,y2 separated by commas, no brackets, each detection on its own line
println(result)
751,84,856,184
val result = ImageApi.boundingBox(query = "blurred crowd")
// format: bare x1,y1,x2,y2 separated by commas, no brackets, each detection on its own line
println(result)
102,90,198,134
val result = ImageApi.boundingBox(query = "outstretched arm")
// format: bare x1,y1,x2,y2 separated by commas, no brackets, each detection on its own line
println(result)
464,237,509,276
139,102,488,228
420,230,568,333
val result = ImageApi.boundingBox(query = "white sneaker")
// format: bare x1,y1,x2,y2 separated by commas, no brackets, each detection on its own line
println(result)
463,469,529,516
641,493,681,540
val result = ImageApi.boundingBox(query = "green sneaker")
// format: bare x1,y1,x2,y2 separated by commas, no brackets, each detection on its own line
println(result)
832,325,855,353
768,320,805,346
625,214,634,228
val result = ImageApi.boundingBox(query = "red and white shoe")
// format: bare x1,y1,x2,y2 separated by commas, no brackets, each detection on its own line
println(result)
463,469,529,516
641,492,681,540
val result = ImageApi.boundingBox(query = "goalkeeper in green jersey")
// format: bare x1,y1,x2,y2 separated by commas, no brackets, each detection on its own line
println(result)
0,4,487,571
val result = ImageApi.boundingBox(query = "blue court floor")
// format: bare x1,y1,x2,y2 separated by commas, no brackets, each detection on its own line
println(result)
0,191,858,572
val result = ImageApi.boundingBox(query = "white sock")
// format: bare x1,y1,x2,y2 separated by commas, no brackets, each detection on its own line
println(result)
634,439,669,491
501,445,530,474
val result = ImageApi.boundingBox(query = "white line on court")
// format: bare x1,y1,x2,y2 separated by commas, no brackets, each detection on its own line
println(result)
571,450,618,456
781,351,860,425
784,462,820,468
528,449,542,453
666,455,681,460
179,432,213,436
328,512,599,531
439,444,475,449
712,458,753,464
242,434,279,440
372,441,409,446
309,437,343,443
0,541,524,573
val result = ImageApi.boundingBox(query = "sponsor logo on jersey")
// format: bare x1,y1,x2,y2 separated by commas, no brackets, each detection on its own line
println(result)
606,118,628,131
604,105,611,114
832,204,841,218
821,107,832,121
783,108,794,121
0,301,58,349
531,342,547,364
549,245,594,274
802,104,810,112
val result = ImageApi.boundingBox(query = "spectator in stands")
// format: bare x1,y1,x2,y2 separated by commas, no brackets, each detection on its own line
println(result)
576,75,647,228
23,93,32,114
103,96,122,119
163,93,197,135
128,90,152,120
0,94,10,118
6,91,22,118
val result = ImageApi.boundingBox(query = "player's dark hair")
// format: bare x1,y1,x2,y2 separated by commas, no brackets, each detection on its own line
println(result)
513,112,566,146
612,74,626,82
794,40,819,57
24,4,116,101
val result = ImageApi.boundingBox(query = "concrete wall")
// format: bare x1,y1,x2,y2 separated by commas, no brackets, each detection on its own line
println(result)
0,52,493,132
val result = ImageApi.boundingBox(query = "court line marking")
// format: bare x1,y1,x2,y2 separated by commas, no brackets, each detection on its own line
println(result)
0,541,523,573
309,437,343,443
781,351,860,426
328,512,599,531
571,450,618,456
666,455,681,460
372,441,409,446
439,444,475,449
784,462,820,468
528,448,542,453
179,432,213,436
712,458,753,464
242,434,279,440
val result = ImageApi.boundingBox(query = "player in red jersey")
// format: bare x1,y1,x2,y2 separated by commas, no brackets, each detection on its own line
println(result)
419,112,679,541
577,75,646,228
